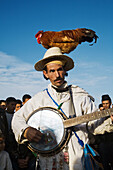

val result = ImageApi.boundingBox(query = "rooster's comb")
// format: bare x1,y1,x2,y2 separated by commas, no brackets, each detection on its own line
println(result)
35,30,43,38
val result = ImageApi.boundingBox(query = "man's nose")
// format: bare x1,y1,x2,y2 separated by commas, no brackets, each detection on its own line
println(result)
55,71,60,77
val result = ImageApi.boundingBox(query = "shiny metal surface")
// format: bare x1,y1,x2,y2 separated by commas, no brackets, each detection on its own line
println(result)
27,108,64,151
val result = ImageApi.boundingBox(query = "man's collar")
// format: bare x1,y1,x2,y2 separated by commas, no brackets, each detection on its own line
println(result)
51,82,71,92
51,85,71,92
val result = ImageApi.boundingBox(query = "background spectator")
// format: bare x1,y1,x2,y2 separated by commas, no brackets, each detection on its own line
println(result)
102,94,112,110
0,100,6,110
98,103,104,111
5,97,18,169
0,107,8,140
0,132,13,170
22,94,31,105
15,99,22,112
96,94,113,170
15,98,36,170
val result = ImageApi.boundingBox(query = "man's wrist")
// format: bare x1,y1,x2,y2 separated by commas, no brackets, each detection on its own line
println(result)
23,127,30,138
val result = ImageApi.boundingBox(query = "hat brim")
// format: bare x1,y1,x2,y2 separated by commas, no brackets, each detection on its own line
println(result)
34,54,74,71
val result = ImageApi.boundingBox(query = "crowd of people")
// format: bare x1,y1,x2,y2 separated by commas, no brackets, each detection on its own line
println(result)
0,94,37,170
0,47,113,170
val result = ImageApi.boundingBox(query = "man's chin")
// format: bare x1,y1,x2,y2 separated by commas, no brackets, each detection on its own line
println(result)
54,82,64,87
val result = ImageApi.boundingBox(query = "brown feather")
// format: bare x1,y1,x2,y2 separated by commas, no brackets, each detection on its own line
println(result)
35,28,98,53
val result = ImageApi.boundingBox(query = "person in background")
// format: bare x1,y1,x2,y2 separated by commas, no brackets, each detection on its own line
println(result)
5,97,19,169
0,107,8,141
98,104,104,111
0,132,13,170
22,94,31,105
102,94,112,110
95,94,113,170
5,97,17,131
15,99,36,170
0,100,6,111
15,99,23,112
12,47,113,170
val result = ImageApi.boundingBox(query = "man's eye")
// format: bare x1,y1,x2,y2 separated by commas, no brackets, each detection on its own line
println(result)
58,68,63,71
50,70,55,72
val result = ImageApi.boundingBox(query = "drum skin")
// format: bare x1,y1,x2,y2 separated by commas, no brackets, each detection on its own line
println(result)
26,107,71,156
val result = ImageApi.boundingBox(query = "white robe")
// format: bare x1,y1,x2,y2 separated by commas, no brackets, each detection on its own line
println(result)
11,82,113,170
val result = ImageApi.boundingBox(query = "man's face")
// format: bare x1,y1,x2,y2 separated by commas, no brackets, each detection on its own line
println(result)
43,63,66,87
6,102,16,113
0,102,6,110
0,138,5,152
15,103,22,112
102,100,111,110
23,98,30,105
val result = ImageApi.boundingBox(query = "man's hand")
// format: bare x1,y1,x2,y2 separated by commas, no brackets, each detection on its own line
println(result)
23,127,43,143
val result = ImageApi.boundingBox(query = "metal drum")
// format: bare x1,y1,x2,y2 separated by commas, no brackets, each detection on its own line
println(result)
27,107,71,156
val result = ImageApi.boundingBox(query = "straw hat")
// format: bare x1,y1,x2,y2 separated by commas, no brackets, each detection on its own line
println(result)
34,47,74,71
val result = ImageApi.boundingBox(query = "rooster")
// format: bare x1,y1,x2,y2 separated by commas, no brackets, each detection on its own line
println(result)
35,28,98,54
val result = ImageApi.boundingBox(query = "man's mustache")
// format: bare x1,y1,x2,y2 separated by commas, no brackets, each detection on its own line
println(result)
54,78,63,82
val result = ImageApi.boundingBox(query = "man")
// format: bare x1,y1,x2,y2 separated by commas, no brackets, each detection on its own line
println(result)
98,104,104,111
15,99,36,170
5,97,19,169
22,94,31,105
96,94,113,170
0,108,8,139
15,99,23,112
12,47,113,170
0,100,6,110
0,100,8,138
5,97,17,131
102,94,112,110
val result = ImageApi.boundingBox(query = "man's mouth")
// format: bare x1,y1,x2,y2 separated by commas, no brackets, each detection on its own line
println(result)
54,78,62,82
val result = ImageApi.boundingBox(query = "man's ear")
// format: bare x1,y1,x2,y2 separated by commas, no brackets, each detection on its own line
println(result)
43,70,48,79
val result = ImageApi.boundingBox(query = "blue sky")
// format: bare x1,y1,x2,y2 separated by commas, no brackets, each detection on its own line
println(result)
0,0,113,106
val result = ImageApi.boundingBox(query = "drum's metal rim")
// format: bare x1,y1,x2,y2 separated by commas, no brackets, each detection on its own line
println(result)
26,106,67,122
28,128,71,156
26,107,71,156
